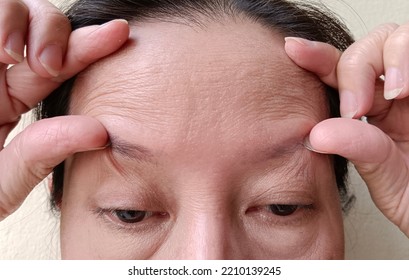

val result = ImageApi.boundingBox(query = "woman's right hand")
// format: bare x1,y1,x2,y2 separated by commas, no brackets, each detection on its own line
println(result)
285,23,409,237
0,0,130,221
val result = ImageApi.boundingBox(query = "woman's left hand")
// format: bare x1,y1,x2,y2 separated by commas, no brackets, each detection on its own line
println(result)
284,22,409,237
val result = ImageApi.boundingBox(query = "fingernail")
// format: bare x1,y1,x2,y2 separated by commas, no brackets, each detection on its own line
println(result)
340,90,358,119
4,32,24,63
100,19,129,29
284,37,316,47
385,88,403,100
303,135,328,154
303,135,315,152
384,67,404,100
304,135,319,153
39,44,63,77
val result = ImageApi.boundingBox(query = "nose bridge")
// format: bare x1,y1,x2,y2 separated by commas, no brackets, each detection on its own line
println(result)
151,166,241,259
154,202,232,260
183,209,226,259
182,207,229,259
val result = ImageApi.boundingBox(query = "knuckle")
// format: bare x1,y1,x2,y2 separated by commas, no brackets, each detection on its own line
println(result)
338,22,403,75
0,0,29,17
46,9,72,35
368,23,399,46
0,172,36,220
385,25,409,50
339,32,387,72
0,179,20,219
31,6,72,42
339,46,368,70
12,127,56,186
347,23,399,58
13,135,44,184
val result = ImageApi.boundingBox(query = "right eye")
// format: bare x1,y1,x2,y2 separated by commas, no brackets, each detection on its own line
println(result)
268,204,299,217
114,210,150,223
96,208,169,232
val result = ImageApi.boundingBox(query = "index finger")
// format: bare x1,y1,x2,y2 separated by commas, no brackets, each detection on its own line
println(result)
284,35,392,119
22,0,71,77
0,19,130,125
337,23,399,118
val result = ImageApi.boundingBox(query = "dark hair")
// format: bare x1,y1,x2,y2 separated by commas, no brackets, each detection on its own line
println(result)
36,0,355,212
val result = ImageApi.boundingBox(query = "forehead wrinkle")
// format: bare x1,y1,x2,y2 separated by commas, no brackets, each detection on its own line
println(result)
70,19,329,153
71,63,188,133
73,56,326,127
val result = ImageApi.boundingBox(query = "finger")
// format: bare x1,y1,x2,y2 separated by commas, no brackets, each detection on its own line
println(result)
284,37,341,88
21,0,71,77
337,23,399,118
0,116,108,220
52,19,130,81
0,0,28,64
365,78,393,118
383,22,409,100
307,118,409,234
1,19,130,125
284,37,391,119
0,120,19,148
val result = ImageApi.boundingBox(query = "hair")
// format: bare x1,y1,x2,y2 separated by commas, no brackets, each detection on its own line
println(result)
36,0,355,212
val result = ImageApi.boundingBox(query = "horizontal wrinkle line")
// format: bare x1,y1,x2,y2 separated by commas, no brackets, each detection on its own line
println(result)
109,134,154,162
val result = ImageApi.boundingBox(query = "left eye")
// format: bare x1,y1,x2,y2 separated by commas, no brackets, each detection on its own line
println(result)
114,210,149,223
267,204,299,216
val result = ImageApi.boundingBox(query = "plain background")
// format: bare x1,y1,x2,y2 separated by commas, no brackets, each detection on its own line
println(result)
0,0,408,259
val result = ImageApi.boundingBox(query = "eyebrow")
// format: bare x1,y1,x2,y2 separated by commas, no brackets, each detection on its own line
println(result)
109,135,154,163
109,132,307,165
252,139,307,166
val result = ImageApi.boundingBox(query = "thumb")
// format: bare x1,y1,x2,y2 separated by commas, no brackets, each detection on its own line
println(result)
307,118,409,234
4,19,130,121
0,116,108,220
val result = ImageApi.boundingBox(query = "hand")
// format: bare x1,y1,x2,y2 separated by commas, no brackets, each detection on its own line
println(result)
284,22,409,237
0,0,130,221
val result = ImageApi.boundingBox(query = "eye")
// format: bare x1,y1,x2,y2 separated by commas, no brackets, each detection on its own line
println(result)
96,207,169,232
268,204,299,216
245,203,315,227
114,210,150,223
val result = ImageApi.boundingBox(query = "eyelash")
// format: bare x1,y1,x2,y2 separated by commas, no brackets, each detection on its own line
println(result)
267,204,313,216
247,203,315,226
96,208,168,230
97,202,312,230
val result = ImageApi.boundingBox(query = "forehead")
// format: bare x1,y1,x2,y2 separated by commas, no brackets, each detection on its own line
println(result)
70,19,327,152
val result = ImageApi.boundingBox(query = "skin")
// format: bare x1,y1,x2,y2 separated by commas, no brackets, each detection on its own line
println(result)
60,19,344,259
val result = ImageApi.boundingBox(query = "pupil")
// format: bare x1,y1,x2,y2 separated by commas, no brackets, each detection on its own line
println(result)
269,204,298,216
115,210,146,223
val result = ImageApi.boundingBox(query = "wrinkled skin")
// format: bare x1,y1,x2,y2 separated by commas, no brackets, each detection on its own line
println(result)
61,20,344,259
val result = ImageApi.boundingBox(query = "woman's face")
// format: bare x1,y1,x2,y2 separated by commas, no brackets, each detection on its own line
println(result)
60,18,344,259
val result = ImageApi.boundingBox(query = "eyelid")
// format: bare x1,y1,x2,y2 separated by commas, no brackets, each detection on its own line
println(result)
246,203,316,227
95,207,168,232
113,209,154,223
243,188,316,211
265,203,314,214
